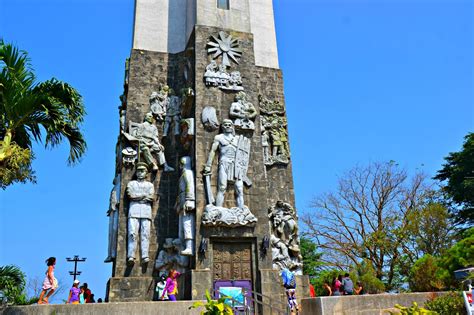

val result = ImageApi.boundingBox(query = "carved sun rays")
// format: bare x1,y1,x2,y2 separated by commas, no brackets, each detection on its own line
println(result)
207,31,242,67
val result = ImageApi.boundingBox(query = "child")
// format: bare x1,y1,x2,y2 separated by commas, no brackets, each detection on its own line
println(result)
38,257,58,304
161,270,180,301
281,268,299,314
155,274,168,301
67,279,81,304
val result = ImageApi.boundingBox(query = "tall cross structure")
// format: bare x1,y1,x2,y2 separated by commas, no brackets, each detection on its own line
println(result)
106,0,309,305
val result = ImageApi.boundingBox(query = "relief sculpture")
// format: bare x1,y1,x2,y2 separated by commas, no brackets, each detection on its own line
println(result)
258,95,290,166
202,120,257,227
268,201,302,275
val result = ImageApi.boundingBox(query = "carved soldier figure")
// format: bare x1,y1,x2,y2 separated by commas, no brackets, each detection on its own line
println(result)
204,119,250,210
229,92,257,131
150,86,169,121
262,130,270,162
155,238,189,274
104,174,121,263
126,163,154,264
163,91,181,137
123,112,174,172
176,156,195,256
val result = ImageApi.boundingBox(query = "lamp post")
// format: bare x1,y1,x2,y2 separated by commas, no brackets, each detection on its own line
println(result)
66,255,86,281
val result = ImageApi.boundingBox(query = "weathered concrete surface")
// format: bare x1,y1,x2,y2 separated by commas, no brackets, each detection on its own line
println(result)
1,301,202,315
300,292,444,315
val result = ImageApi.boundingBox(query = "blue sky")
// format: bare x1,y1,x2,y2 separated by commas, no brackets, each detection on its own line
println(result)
0,0,472,302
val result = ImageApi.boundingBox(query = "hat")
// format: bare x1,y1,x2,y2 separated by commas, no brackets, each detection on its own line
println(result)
163,238,174,249
74,279,80,284
136,162,148,171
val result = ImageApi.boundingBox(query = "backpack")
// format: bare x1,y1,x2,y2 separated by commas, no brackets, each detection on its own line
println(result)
281,269,296,289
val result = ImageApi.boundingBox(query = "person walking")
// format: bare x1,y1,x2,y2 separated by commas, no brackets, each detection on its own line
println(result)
67,279,81,304
38,257,58,304
161,270,180,301
281,268,299,314
156,274,168,301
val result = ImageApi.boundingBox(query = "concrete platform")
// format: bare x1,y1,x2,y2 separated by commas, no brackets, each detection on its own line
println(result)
0,301,202,315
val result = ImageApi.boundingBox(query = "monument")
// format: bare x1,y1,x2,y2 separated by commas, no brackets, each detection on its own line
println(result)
105,0,309,304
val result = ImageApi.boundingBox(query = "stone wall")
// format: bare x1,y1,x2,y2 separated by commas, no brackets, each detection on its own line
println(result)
1,301,202,315
300,292,445,315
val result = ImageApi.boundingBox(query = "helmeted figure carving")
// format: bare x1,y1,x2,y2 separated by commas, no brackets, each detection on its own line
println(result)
176,156,195,256
154,238,189,274
126,163,155,264
229,92,257,131
268,201,302,274
105,174,121,263
122,112,174,172
202,119,257,227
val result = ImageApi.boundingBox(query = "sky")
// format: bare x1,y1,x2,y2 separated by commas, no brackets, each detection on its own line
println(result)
0,0,473,302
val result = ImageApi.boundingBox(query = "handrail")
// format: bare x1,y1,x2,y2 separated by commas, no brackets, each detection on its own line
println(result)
242,287,287,309
242,288,287,315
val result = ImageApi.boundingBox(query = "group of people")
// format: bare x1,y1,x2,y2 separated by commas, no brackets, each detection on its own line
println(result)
66,279,96,304
37,256,101,305
324,273,364,296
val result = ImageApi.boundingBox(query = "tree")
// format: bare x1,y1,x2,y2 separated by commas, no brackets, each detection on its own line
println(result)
302,161,433,290
0,265,37,305
0,39,86,188
437,227,474,288
408,255,444,292
300,237,323,277
435,133,474,226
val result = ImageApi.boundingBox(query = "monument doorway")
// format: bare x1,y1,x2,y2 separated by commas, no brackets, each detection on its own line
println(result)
212,241,253,307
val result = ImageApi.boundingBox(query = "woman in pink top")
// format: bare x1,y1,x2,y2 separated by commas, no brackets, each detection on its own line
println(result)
161,270,180,301
38,257,57,304
332,276,342,296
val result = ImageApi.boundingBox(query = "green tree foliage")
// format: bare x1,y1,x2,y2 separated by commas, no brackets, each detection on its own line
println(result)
300,237,323,277
408,255,444,292
0,143,35,189
437,227,474,288
425,292,466,315
355,259,386,294
0,265,37,305
435,133,474,226
388,302,435,315
0,39,86,189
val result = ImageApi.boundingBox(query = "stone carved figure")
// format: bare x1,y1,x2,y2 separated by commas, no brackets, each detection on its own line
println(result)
258,95,290,166
201,106,219,131
202,120,257,227
150,86,169,121
104,174,121,263
119,108,126,132
176,156,195,256
122,147,137,167
268,201,302,275
229,92,257,131
179,118,194,151
163,91,182,137
126,163,154,264
154,238,189,274
122,112,174,172
204,31,244,91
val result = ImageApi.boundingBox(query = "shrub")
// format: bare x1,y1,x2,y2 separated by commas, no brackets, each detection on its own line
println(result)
388,302,435,314
408,255,444,292
424,292,466,315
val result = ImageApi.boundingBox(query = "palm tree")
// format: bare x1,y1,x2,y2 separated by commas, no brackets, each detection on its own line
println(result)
0,40,86,180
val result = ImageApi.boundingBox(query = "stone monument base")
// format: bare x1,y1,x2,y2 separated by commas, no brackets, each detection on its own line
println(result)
107,277,156,302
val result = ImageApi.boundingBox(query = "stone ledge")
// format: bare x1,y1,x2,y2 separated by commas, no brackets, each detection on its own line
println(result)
1,301,203,315
301,292,445,315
